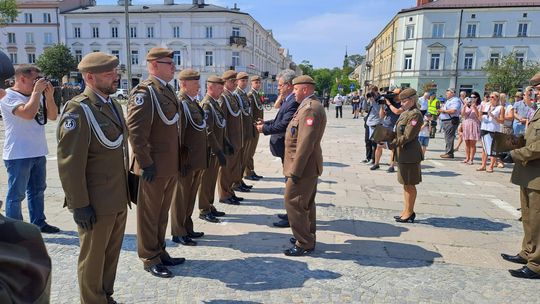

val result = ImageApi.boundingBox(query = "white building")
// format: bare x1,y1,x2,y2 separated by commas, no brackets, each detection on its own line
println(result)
61,0,291,93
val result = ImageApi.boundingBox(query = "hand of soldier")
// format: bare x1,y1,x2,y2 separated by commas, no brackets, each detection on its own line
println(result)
73,205,97,231
141,163,157,182
223,139,235,156
255,123,264,133
290,175,299,184
216,150,227,167
498,152,514,163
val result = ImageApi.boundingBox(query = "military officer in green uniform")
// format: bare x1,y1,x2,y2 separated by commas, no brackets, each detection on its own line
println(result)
126,47,185,279
244,75,264,181
500,72,540,279
233,72,255,192
171,69,208,246
57,52,129,304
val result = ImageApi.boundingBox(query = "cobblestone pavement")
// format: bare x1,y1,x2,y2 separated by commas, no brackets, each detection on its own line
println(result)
0,105,536,303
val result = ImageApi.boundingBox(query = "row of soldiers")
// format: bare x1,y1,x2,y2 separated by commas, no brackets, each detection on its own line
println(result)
56,48,266,303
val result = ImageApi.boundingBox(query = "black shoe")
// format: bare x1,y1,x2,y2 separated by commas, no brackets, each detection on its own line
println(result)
273,220,290,228
188,231,204,238
161,257,186,266
200,213,220,223
144,264,173,278
171,236,197,246
386,166,395,173
393,215,402,219
370,164,380,170
289,237,296,244
395,212,416,223
244,174,260,181
40,223,60,233
241,181,253,189
107,296,118,304
219,198,240,205
361,159,370,163
277,213,288,220
284,245,313,256
253,173,264,179
440,154,454,159
211,209,226,217
501,253,527,265
233,186,251,193
509,266,540,279
232,195,244,201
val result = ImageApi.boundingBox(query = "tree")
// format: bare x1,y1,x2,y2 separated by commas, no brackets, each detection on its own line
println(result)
0,0,17,26
483,52,540,96
346,54,365,68
36,44,77,81
298,60,314,76
311,68,333,96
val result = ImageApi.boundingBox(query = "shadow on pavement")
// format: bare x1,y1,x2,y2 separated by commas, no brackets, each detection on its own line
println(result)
318,179,337,185
323,161,350,168
43,231,139,252
254,176,285,183
317,190,336,195
423,170,461,177
317,219,408,238
247,187,284,195
239,198,284,210
204,301,262,304
416,216,512,231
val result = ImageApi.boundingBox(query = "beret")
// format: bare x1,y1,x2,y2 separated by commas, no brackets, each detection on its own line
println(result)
236,72,249,80
207,75,224,84
399,88,417,100
222,70,237,80
178,69,200,81
292,75,315,85
78,52,119,74
250,75,261,81
530,71,540,86
146,47,173,61
446,88,456,94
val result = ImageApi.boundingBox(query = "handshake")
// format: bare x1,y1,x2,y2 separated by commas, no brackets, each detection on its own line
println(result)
254,119,264,133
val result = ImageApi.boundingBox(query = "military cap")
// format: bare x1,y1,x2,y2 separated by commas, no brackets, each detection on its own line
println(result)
530,71,540,86
236,72,249,80
78,52,119,74
222,70,237,80
207,75,224,84
399,88,417,100
146,47,173,61
251,75,261,82
292,75,315,86
178,69,200,81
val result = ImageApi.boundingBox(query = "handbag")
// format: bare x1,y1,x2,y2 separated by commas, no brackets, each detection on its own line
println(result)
127,171,139,204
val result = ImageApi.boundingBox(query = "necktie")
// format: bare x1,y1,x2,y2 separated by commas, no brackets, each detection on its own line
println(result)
106,100,121,124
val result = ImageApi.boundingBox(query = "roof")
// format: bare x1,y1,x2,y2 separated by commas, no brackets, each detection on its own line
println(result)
401,0,540,13
63,3,249,15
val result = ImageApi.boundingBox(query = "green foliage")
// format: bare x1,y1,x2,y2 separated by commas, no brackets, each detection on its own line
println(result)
36,44,77,81
298,59,359,97
298,60,314,77
483,52,540,95
346,54,365,67
0,0,17,26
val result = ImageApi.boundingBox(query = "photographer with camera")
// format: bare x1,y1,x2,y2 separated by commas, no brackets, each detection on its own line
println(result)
0,65,59,233
362,85,383,164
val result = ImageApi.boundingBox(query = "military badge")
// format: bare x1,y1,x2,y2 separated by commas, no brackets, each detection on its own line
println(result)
134,94,145,106
63,118,76,131
306,117,314,126
410,120,417,126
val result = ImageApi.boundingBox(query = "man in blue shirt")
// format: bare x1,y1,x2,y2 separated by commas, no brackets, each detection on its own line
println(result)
513,91,530,135
438,88,462,158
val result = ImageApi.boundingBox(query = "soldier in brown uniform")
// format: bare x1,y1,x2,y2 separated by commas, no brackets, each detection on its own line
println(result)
233,72,255,192
126,47,185,279
283,75,327,256
197,76,231,223
500,72,540,279
57,52,129,304
218,70,245,205
387,88,423,224
171,69,208,246
244,75,265,181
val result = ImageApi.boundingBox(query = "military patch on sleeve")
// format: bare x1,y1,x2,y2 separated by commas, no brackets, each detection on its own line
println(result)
63,117,77,131
306,117,314,126
134,93,145,106
410,119,417,126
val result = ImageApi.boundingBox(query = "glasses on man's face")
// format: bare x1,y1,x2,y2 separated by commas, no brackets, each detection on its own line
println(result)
156,61,174,66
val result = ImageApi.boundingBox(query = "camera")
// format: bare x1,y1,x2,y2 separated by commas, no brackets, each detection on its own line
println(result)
366,92,373,99
482,111,488,115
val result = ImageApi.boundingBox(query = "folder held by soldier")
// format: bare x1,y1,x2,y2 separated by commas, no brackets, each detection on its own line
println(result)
370,124,395,143
491,132,525,154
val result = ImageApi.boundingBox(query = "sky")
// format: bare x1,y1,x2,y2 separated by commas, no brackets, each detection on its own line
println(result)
98,0,417,68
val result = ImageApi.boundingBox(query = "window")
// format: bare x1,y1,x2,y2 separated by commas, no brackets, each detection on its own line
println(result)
44,33,53,45
92,49,100,53
24,13,32,23
111,26,118,38
232,51,240,67
232,27,240,37
430,53,440,70
43,13,51,23
432,23,444,38
404,54,412,70
7,33,15,44
75,50,82,63
490,53,500,65
131,50,139,65
130,26,137,38
9,53,17,64
92,26,99,38
518,23,528,37
74,26,81,38
493,23,503,37
27,53,36,64
111,50,120,60
205,26,213,38
406,25,414,39
464,53,474,70
516,52,525,65
471,14,476,19
146,26,154,38
172,26,181,38
205,51,213,66
466,24,476,38
26,33,34,44
173,51,181,65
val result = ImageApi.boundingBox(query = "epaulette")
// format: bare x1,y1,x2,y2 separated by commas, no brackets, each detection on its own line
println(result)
70,94,89,104
130,80,152,95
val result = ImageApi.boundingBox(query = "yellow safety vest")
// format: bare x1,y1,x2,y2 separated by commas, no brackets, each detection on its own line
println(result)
428,98,439,115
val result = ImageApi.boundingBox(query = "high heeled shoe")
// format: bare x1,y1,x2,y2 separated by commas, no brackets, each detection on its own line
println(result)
395,212,416,223
393,215,402,219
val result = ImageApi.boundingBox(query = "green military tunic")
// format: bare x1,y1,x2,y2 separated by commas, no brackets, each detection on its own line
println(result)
391,107,424,185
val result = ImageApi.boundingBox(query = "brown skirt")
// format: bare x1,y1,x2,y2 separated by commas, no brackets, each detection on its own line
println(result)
397,163,422,185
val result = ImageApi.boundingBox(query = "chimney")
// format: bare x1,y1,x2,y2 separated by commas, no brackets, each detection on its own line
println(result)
416,0,433,6
164,0,174,4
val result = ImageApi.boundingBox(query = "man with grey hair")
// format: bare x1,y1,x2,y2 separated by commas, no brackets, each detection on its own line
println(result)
255,69,298,228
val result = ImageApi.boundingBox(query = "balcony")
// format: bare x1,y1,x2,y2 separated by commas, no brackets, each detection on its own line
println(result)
230,36,247,47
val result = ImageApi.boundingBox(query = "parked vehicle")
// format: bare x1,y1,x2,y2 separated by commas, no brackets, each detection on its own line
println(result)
111,88,127,100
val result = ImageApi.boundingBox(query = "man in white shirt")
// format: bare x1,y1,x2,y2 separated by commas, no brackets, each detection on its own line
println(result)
0,65,59,233
333,93,344,118
418,92,429,115
438,88,462,158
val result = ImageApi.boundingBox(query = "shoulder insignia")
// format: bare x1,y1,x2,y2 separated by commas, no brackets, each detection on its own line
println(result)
71,94,89,103
410,119,418,126
63,117,77,131
134,93,145,106
306,116,314,126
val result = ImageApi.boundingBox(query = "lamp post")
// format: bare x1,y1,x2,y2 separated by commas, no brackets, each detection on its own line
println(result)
124,0,132,91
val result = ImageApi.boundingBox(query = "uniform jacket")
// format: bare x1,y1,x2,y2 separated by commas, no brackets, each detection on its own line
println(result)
219,89,243,151
178,91,209,174
391,107,424,164
126,75,181,178
57,87,129,215
200,94,226,156
248,88,264,136
284,95,326,178
235,87,254,142
263,93,299,159
511,109,540,190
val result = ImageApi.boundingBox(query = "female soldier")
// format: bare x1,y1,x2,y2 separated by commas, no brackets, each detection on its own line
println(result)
388,88,423,223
